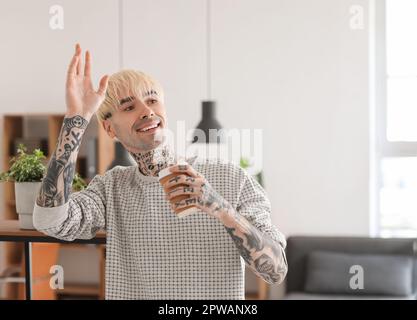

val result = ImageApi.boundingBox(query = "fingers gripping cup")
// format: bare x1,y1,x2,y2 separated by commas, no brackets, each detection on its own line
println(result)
158,163,199,218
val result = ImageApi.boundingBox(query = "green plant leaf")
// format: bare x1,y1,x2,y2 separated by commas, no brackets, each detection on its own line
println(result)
240,157,250,169
72,172,87,192
0,144,46,182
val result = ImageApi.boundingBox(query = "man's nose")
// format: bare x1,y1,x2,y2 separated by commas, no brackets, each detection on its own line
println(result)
138,101,154,119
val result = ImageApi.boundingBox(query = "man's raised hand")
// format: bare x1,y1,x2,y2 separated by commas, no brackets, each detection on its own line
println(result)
65,43,109,120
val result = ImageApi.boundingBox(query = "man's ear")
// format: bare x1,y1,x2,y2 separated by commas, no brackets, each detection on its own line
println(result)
102,119,116,139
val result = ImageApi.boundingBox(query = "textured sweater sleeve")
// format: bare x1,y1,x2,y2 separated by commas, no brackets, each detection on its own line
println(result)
33,173,107,241
236,165,287,249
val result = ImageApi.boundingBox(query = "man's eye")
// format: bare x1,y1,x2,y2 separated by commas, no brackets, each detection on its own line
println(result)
148,99,158,105
124,105,134,111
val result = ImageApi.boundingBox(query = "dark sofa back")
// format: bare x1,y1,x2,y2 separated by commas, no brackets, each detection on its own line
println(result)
285,236,417,294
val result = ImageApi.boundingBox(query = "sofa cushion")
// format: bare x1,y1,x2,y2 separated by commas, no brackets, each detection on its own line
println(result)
304,251,414,296
284,292,417,300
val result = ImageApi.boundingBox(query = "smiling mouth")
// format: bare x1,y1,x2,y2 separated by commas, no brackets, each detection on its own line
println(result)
136,120,162,133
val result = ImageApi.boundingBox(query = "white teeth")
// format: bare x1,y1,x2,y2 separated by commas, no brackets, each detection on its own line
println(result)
139,123,159,132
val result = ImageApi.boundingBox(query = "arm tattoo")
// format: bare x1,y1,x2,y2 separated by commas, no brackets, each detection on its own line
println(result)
254,254,283,284
36,115,88,207
201,182,233,213
223,211,287,285
225,226,252,264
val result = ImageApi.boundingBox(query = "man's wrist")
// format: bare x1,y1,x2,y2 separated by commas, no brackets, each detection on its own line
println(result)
213,201,235,224
65,112,93,122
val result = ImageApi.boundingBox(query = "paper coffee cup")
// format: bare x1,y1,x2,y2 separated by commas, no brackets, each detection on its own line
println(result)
158,164,199,218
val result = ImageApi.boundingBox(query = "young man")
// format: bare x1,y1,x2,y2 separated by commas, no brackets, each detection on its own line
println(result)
33,44,287,299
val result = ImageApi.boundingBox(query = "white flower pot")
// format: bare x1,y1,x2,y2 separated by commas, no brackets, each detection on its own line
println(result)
14,182,42,230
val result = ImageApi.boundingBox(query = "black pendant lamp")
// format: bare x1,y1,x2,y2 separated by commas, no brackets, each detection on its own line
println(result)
192,0,225,145
192,101,225,144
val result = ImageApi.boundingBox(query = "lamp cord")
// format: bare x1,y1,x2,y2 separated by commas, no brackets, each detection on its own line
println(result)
206,0,212,101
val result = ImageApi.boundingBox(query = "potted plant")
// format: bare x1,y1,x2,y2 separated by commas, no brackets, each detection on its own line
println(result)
0,144,46,229
0,144,88,229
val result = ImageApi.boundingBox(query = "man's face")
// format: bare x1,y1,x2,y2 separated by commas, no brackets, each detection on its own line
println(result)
103,87,167,153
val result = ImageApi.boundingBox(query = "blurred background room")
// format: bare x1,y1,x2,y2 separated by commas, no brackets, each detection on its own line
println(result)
0,0,416,300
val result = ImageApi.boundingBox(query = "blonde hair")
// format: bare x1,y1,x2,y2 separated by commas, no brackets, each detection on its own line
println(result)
96,69,164,125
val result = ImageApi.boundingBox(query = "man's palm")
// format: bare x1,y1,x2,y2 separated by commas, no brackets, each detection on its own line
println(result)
65,44,109,118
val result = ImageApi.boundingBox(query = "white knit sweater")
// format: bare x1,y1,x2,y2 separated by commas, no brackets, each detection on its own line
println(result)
33,157,286,300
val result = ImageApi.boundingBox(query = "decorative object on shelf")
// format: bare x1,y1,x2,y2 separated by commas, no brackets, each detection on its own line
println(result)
86,137,98,179
107,141,134,171
72,173,87,192
12,138,48,157
0,144,46,229
240,157,264,187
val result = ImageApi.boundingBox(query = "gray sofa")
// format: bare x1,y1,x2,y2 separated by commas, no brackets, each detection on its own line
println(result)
283,236,417,300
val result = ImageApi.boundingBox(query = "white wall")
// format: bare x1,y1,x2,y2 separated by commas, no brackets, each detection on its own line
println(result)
210,0,371,238
122,0,207,139
0,0,373,298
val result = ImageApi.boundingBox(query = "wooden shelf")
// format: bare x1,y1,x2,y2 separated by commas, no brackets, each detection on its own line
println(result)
59,243,99,250
1,113,113,300
245,293,261,300
57,283,100,297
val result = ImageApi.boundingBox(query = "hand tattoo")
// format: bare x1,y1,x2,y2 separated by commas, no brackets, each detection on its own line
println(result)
160,162,288,284
200,181,233,214
162,163,233,216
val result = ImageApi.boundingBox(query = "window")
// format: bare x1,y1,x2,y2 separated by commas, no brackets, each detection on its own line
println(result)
376,0,417,237
380,157,417,237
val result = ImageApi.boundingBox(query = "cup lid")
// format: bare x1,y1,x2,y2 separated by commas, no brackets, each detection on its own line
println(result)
158,160,189,180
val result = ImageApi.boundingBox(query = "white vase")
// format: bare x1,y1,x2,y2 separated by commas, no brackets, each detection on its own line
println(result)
14,182,42,230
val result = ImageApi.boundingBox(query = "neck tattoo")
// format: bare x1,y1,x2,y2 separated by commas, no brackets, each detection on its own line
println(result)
129,144,177,177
